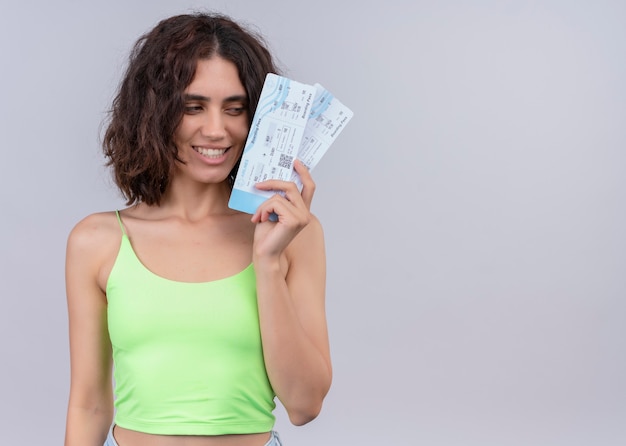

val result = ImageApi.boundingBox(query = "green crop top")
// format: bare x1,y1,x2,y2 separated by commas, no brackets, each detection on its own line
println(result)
106,211,276,435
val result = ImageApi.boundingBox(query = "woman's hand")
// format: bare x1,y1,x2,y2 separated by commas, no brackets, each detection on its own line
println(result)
251,160,316,260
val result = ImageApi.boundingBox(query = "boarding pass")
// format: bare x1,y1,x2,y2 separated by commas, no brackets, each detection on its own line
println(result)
228,73,353,215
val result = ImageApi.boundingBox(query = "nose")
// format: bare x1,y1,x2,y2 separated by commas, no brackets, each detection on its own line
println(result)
201,109,227,140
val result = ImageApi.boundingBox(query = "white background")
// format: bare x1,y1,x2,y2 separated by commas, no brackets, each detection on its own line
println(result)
1,0,624,444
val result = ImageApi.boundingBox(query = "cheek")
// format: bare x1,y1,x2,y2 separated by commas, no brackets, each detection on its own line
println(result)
232,119,250,143
172,122,190,145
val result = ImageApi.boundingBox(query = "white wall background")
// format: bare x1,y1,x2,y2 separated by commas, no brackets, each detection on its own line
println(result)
1,0,624,444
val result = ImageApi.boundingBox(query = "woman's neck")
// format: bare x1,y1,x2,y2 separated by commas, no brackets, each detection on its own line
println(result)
157,176,235,221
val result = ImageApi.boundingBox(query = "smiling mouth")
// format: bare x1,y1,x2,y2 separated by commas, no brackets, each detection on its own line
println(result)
193,146,228,158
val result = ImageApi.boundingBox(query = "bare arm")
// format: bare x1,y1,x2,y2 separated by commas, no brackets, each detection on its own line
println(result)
251,161,332,425
64,214,116,446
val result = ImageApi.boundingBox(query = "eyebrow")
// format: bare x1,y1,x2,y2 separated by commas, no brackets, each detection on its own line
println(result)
183,93,248,103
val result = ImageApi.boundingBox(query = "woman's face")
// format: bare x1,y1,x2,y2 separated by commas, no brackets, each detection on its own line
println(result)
172,56,249,185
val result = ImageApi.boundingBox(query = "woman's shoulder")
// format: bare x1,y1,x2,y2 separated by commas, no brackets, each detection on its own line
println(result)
67,210,124,256
286,212,325,260
300,212,324,242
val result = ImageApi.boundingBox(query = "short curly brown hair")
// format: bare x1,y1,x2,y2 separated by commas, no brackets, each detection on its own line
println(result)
102,12,279,206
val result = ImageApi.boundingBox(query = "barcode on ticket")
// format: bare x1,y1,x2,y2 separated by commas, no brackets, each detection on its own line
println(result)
278,154,293,169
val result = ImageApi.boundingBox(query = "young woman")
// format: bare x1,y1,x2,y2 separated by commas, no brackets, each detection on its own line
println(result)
64,13,331,446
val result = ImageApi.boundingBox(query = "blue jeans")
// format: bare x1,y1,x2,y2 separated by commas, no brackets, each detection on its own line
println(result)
104,425,283,446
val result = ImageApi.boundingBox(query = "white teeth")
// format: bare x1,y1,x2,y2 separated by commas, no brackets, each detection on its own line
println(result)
194,147,226,158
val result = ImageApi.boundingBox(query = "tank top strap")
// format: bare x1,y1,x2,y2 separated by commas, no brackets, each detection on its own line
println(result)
115,210,128,237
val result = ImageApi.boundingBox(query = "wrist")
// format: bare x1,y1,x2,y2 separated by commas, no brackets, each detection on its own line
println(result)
252,253,282,274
